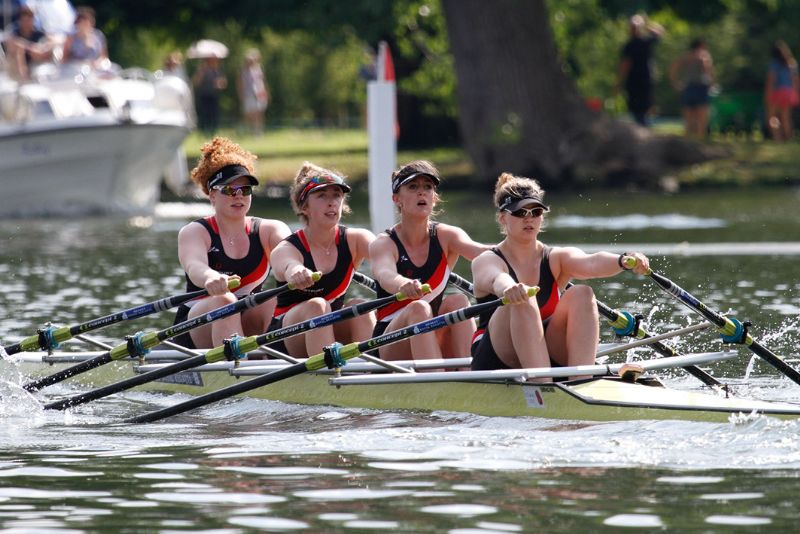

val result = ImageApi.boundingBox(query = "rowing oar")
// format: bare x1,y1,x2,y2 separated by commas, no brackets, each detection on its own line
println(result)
44,284,429,410
22,275,319,392
565,281,722,388
3,279,240,357
641,266,800,385
127,286,539,423
448,272,475,297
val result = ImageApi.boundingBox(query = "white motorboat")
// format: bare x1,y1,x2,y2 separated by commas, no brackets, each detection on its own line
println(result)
0,59,193,217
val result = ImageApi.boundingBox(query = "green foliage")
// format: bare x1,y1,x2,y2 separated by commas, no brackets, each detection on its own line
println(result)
393,0,457,118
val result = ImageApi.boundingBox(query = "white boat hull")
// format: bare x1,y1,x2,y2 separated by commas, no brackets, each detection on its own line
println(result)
0,120,189,217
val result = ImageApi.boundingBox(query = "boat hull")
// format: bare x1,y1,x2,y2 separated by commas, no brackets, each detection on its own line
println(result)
11,356,800,423
0,121,189,217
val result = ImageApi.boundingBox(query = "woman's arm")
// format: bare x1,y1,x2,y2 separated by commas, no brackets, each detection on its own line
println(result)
348,228,376,268
369,233,425,298
270,241,314,288
439,223,492,262
178,222,233,295
551,247,649,282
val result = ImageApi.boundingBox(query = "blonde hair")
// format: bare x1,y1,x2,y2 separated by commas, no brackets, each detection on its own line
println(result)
190,137,257,195
493,172,545,208
494,172,547,234
289,161,352,223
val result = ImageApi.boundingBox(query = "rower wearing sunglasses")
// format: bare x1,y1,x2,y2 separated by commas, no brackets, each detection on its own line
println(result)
173,137,290,348
470,173,650,372
268,163,376,357
369,160,490,361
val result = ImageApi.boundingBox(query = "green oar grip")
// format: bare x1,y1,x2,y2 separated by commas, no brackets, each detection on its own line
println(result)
623,256,637,270
287,271,322,290
396,284,431,302
500,286,539,305
227,278,241,290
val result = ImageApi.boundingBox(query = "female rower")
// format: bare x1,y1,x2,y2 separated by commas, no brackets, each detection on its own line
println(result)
268,163,375,357
174,137,290,348
471,172,650,371
370,160,489,361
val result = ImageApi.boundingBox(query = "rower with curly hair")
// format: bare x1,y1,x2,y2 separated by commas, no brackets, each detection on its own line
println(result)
173,137,290,349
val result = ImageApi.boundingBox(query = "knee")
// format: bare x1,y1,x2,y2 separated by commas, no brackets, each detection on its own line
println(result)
303,297,330,316
565,284,595,306
404,299,433,321
442,293,470,312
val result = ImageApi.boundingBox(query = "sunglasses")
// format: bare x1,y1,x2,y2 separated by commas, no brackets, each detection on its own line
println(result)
213,184,254,196
298,174,349,202
506,207,545,218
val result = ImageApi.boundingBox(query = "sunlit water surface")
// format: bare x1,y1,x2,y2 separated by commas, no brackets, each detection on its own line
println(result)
2,189,800,531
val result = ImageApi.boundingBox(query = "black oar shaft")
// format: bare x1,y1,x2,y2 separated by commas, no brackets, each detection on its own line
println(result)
647,270,800,385
46,288,413,409
592,290,721,388
23,280,300,392
128,290,533,423
5,281,239,356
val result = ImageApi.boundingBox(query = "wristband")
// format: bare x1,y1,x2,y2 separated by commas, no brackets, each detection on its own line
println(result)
618,253,633,270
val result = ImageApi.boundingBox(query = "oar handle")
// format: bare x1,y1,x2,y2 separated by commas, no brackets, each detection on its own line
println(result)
448,272,475,296
128,286,539,423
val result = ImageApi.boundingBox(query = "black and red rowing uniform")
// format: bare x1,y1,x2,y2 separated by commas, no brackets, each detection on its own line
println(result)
470,245,560,370
372,222,450,337
265,226,354,351
173,216,270,348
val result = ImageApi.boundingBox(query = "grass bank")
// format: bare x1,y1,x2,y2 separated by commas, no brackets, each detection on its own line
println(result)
181,125,800,192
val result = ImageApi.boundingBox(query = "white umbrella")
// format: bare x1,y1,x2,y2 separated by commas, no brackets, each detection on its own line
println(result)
186,39,229,59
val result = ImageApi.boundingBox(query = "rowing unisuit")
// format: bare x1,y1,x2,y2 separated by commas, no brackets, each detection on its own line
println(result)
373,222,450,336
173,216,270,347
470,245,559,370
271,225,355,317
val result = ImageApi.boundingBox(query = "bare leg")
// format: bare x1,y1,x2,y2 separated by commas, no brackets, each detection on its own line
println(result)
333,298,376,344
281,298,333,357
545,285,599,368
187,293,241,348
379,300,442,361
436,293,474,357
241,298,277,337
488,299,549,369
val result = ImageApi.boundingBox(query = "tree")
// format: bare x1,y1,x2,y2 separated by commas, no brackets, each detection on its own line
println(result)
442,0,726,188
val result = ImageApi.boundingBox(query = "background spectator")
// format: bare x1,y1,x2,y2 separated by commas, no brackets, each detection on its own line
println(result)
617,14,664,126
670,38,715,138
237,48,269,135
764,40,799,142
192,55,227,133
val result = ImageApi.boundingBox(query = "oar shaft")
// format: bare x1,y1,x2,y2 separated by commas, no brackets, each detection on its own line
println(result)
22,280,302,392
646,269,800,385
44,354,207,410
448,272,475,296
48,288,414,409
5,281,239,356
128,289,536,423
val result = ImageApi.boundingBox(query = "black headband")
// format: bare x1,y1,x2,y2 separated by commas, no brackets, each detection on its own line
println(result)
208,164,253,189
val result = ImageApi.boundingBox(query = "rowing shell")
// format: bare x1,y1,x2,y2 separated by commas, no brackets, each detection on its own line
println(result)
8,350,800,423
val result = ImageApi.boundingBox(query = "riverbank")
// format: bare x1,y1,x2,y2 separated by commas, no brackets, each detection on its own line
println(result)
180,125,800,192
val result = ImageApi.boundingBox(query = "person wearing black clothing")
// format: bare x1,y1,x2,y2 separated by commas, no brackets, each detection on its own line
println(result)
617,14,664,126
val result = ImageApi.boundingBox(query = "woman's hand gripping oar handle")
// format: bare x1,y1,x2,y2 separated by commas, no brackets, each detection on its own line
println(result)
22,275,319,392
127,287,538,423
4,279,242,357
43,279,420,411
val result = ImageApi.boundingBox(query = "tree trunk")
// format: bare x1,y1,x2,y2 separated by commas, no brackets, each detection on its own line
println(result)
442,0,727,188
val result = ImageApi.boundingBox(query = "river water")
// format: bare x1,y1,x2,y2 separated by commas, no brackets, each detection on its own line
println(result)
2,187,800,532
